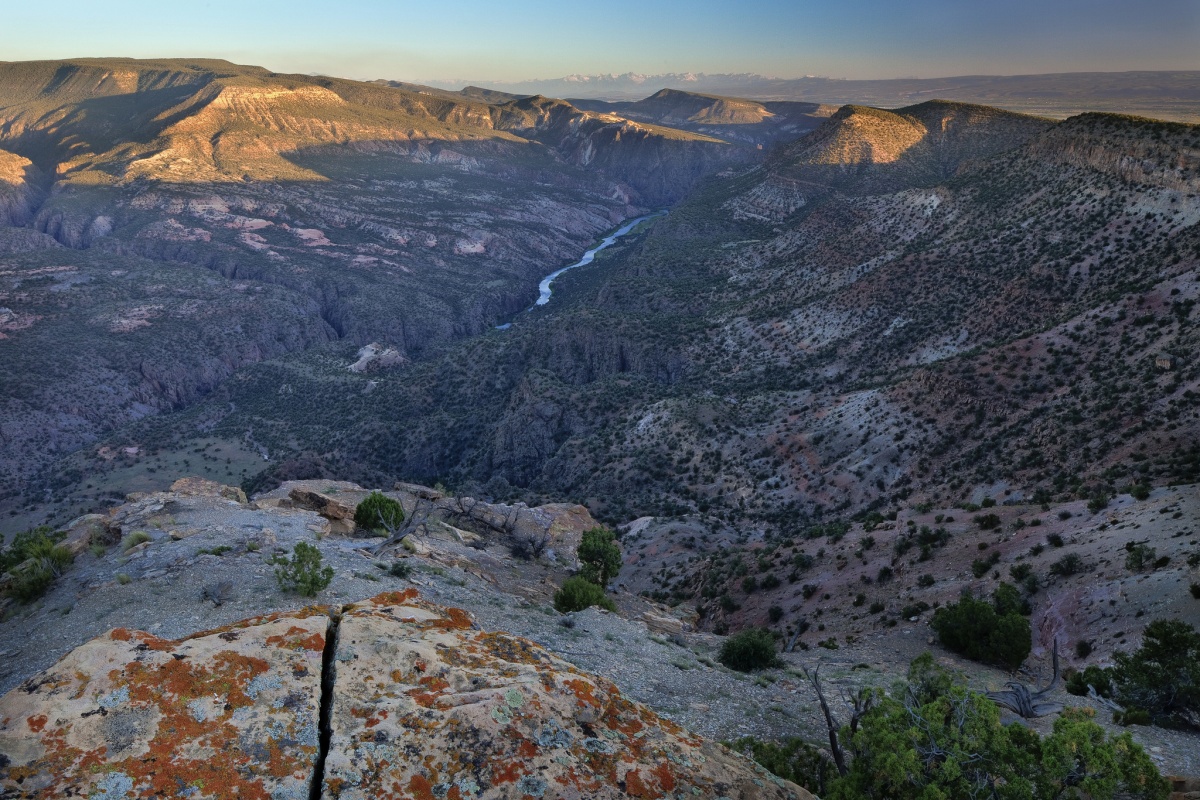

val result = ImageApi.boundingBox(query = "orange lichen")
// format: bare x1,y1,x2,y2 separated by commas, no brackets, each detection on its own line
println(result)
564,678,601,709
408,773,436,800
26,714,47,732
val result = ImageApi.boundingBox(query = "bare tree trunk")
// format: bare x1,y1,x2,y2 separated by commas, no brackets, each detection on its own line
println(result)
805,665,849,777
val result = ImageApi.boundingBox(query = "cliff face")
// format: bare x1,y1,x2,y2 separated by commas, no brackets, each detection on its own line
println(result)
0,591,811,800
0,150,41,225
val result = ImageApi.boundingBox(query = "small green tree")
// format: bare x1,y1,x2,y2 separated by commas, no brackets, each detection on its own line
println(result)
577,527,622,587
554,576,616,613
274,541,334,596
719,628,780,671
354,492,405,534
1110,619,1200,729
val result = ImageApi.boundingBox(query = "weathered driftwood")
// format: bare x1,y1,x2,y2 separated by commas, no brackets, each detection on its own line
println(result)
986,639,1064,718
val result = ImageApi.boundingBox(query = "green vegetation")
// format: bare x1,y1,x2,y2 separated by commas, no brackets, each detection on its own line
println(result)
553,576,616,613
577,527,622,587
728,736,835,797
0,526,74,602
931,588,1031,670
354,491,405,535
718,628,780,671
821,655,1167,800
1110,619,1200,730
273,542,334,596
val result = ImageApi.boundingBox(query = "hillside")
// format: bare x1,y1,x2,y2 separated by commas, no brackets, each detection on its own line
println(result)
36,106,1197,553
0,58,751,507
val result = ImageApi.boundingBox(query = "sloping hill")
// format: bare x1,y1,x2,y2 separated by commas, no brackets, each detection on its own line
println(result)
775,100,1054,193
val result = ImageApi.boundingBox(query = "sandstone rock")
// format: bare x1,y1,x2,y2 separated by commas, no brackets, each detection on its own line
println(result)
170,476,248,504
393,481,445,501
322,591,810,799
0,611,329,799
60,513,112,556
290,488,357,521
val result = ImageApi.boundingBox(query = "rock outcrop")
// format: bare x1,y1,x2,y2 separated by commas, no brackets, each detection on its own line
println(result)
0,591,812,800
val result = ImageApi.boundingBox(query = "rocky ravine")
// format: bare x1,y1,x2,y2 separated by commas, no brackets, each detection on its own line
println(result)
0,590,810,800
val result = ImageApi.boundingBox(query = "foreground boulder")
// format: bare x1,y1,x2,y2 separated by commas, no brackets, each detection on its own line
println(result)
0,592,811,800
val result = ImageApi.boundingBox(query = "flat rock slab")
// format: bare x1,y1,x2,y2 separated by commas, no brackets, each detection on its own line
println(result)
0,610,329,799
323,591,809,799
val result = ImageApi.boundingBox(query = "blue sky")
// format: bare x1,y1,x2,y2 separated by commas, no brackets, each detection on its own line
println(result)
0,0,1195,81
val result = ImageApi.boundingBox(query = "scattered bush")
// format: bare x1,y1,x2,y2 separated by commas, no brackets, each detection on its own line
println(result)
354,492,405,534
1075,640,1094,659
719,628,780,671
389,560,412,579
931,590,1031,671
273,542,334,596
577,527,622,587
553,576,615,613
768,605,784,623
1047,532,1065,547
917,574,935,588
742,576,759,593
1190,583,1200,599
1127,483,1151,501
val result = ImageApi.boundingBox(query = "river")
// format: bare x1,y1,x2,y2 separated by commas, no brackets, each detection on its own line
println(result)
496,210,667,329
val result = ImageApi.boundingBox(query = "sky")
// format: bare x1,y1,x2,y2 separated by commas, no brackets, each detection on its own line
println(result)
0,0,1196,82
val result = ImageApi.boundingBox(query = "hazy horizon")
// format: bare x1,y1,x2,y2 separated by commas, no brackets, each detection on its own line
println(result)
0,0,1195,85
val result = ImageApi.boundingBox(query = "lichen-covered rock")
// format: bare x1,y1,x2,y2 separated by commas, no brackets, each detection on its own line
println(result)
323,591,810,800
0,592,812,799
0,611,329,799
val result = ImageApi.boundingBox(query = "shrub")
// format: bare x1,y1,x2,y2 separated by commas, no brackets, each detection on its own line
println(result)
1191,583,1200,599
876,566,894,583
554,576,615,613
1125,543,1156,572
389,560,412,579
1047,532,1065,547
354,492,404,534
768,605,784,623
729,736,834,797
121,531,152,552
719,628,779,671
917,574,935,588
1,527,74,602
273,542,334,596
931,591,1031,670
1049,553,1086,577
971,551,1001,578
577,527,622,587
974,513,1002,530
992,582,1031,616
1075,640,1094,659
1066,664,1113,697
1128,483,1151,501
742,576,759,593
761,573,781,590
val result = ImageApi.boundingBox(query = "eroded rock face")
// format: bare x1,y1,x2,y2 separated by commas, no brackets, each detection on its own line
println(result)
0,610,328,799
0,592,810,800
325,591,805,799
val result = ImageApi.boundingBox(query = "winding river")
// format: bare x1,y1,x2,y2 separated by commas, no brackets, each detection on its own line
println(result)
496,210,667,329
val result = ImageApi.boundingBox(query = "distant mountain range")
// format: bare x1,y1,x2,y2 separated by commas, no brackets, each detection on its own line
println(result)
424,71,1200,122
